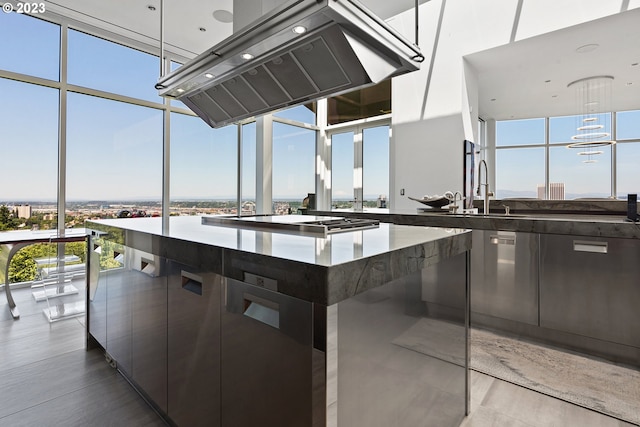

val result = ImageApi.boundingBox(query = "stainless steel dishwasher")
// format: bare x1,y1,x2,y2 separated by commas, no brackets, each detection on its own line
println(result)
540,234,640,348
471,230,539,326
221,277,314,427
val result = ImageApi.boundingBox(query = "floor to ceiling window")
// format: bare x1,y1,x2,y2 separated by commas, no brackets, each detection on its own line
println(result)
495,111,638,200
0,11,59,80
363,125,390,207
170,113,238,215
0,12,60,230
328,124,390,209
270,105,317,214
616,110,640,198
0,79,60,229
330,131,356,209
326,81,391,209
65,29,165,222
67,29,160,102
272,122,316,214
0,11,248,228
241,122,257,215
66,93,163,220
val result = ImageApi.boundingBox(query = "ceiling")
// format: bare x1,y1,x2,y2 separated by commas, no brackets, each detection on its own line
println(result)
43,0,426,60
41,1,639,121
467,8,640,121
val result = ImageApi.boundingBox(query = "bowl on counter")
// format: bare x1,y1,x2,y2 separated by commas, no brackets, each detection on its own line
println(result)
408,195,451,208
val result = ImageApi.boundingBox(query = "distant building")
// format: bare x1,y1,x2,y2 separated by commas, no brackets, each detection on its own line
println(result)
537,183,565,200
16,204,32,219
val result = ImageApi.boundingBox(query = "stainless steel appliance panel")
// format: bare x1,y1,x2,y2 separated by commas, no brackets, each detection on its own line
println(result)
540,234,640,348
131,253,167,412
167,261,221,427
88,246,107,348
221,277,313,427
471,231,539,325
105,266,133,375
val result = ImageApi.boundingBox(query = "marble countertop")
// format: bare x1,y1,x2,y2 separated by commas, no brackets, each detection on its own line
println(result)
86,216,471,305
309,208,640,239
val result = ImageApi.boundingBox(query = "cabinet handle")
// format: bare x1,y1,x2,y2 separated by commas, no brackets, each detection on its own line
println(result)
490,235,515,245
573,240,608,254
181,270,203,295
243,293,280,329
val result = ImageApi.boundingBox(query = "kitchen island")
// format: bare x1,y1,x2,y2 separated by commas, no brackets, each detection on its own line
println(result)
311,205,640,367
85,215,471,427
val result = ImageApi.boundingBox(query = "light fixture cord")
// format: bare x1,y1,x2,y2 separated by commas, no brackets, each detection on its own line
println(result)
160,0,165,77
415,0,419,46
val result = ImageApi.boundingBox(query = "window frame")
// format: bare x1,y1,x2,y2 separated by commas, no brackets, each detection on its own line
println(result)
494,111,640,199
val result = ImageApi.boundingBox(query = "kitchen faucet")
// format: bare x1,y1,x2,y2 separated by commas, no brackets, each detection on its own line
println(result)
477,159,494,215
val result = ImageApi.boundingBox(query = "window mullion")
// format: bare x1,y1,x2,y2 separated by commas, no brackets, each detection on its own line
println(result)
57,22,68,232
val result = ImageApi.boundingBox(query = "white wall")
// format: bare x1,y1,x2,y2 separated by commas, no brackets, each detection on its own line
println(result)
386,0,640,209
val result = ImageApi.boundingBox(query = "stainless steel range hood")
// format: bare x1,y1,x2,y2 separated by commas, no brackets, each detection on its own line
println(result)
156,0,423,128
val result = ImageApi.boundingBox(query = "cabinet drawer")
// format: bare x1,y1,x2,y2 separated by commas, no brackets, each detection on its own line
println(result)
540,235,640,348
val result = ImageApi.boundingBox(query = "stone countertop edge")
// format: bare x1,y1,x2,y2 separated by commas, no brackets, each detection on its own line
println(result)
309,209,640,239
85,218,471,306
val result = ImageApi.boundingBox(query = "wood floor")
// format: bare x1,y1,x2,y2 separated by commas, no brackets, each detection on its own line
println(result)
0,284,166,427
1,284,635,427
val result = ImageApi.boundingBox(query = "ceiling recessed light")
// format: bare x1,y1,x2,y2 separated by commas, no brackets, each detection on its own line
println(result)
212,9,233,23
292,25,307,34
147,5,156,11
575,44,599,53
176,88,185,93
204,73,214,79
241,53,254,60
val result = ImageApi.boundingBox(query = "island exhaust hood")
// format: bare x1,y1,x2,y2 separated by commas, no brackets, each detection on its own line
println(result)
156,0,423,128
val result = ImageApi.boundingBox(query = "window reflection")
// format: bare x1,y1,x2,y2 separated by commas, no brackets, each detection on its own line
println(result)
327,80,390,125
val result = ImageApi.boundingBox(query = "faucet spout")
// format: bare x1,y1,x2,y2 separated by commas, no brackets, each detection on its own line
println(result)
477,160,493,214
